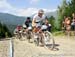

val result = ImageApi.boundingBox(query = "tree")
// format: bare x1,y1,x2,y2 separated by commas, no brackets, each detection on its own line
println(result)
57,0,74,30
48,16,56,32
0,22,12,38
69,0,75,16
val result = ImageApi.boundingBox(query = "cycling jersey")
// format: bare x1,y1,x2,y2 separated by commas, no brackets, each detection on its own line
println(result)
32,14,46,27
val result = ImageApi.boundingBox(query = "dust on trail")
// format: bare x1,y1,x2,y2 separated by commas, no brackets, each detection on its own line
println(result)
14,36,75,57
0,39,10,57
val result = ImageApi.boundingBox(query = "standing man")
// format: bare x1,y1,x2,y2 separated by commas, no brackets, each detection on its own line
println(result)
71,13,75,35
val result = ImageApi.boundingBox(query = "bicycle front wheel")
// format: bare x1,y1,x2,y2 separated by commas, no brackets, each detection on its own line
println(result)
43,31,55,50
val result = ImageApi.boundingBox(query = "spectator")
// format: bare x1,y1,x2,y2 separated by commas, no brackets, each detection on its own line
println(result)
62,16,67,32
71,13,75,35
64,17,71,35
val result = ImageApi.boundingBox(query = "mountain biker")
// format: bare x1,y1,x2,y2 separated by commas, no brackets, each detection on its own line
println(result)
45,16,52,32
32,9,49,33
14,25,22,35
32,9,49,46
16,25,22,31
25,17,32,28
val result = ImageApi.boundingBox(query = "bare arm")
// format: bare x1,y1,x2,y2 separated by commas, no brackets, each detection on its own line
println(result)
32,18,36,27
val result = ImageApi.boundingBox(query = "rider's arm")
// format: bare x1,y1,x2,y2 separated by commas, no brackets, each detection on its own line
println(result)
32,15,38,27
32,18,36,27
44,18,49,25
29,20,32,23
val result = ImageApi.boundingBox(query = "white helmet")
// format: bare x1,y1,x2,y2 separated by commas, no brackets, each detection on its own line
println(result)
38,9,44,14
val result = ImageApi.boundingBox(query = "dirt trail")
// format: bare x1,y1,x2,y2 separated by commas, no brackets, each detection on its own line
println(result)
0,36,75,57
0,39,10,57
13,36,75,57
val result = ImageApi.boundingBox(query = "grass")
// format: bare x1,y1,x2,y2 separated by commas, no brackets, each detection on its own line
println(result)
52,31,75,40
52,31,65,36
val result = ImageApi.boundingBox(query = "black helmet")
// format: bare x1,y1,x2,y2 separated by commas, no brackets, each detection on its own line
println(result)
27,17,31,19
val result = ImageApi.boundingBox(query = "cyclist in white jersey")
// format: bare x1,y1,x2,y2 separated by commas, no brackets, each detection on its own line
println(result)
32,9,51,33
32,9,46,28
32,9,51,46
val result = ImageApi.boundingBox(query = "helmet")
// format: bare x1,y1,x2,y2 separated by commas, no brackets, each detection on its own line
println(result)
27,17,31,19
38,9,44,14
23,24,27,28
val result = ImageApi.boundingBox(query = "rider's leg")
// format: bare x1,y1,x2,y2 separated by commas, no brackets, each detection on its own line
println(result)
32,27,38,33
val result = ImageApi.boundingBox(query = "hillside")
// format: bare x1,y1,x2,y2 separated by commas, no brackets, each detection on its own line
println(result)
0,11,57,33
0,13,26,33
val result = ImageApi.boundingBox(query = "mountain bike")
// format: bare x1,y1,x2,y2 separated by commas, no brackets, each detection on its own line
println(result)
33,25,55,50
26,26,33,43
